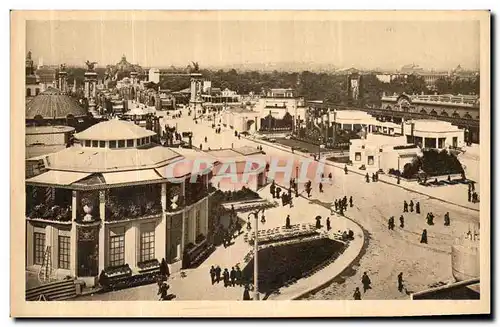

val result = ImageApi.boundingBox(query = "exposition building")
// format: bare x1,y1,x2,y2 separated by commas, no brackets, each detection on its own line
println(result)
25,119,215,286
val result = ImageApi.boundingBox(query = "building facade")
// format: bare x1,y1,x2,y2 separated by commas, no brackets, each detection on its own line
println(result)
25,120,213,286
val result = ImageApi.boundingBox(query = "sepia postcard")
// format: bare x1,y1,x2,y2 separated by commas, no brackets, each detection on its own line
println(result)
10,10,491,317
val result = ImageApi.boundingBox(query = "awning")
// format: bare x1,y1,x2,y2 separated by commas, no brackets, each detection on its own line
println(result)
102,169,163,185
26,170,91,186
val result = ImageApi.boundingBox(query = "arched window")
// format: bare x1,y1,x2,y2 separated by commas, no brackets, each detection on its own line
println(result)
420,108,427,114
430,109,438,116
440,111,449,117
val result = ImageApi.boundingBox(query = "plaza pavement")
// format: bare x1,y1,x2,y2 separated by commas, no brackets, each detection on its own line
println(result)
75,113,480,301
164,113,480,300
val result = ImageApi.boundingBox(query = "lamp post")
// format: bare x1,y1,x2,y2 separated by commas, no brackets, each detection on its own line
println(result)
248,208,265,301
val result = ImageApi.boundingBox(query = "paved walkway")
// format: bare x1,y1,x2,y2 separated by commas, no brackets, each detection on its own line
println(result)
77,113,480,301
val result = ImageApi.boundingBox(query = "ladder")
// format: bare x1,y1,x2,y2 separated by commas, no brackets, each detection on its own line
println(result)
38,245,55,284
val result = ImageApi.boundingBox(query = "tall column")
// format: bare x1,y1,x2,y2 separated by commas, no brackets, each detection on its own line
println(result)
98,190,106,273
70,190,78,277
26,222,34,266
181,181,186,254
204,197,209,236
156,183,167,261
190,209,197,243
125,223,138,269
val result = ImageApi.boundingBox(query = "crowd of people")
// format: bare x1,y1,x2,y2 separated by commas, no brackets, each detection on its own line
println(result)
388,200,452,244
353,271,405,300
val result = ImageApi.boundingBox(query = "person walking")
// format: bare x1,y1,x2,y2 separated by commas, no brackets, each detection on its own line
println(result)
230,267,236,287
326,217,331,231
420,229,428,244
286,215,291,229
319,182,323,193
215,265,222,283
409,200,414,212
415,202,421,214
361,272,372,293
210,266,216,285
243,284,251,300
349,196,353,208
403,200,408,213
365,173,370,183
388,216,395,230
235,266,243,286
344,165,348,175
353,287,362,300
400,215,405,228
223,268,230,287
444,212,450,226
397,272,404,292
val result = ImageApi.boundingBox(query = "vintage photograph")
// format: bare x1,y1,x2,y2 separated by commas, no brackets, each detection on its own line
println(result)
11,10,490,317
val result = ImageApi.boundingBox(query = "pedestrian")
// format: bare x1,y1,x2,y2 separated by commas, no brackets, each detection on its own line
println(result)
397,272,404,292
361,272,372,293
315,216,321,229
215,265,222,283
243,284,251,300
199,144,203,150
420,229,428,244
270,181,276,198
210,265,216,285
307,186,311,198
415,202,420,214
235,266,242,286
205,136,208,143
326,217,331,231
295,187,299,198
400,215,405,228
444,212,450,226
372,173,376,182
409,200,414,212
334,199,338,212
353,287,362,300
158,281,170,301
286,215,291,229
468,190,472,202
388,216,395,230
427,212,434,225
329,172,332,180
403,200,408,213
230,267,236,287
344,165,348,175
375,171,379,182
349,196,353,208
319,182,323,193
276,187,282,199
223,268,230,287
365,173,370,183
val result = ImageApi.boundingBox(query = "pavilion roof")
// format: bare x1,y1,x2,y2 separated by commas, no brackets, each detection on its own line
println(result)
74,119,156,141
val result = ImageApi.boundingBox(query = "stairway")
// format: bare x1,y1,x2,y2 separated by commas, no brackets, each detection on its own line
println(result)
26,279,77,301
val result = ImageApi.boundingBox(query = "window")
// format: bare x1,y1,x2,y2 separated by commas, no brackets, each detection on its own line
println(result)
99,141,106,148
367,156,374,165
109,234,125,267
140,229,155,262
84,140,91,147
109,140,117,148
27,88,31,97
453,137,458,148
118,140,125,148
355,152,361,161
127,139,134,147
34,232,45,265
58,236,70,269
438,138,446,149
92,140,98,147
137,138,142,146
36,88,40,95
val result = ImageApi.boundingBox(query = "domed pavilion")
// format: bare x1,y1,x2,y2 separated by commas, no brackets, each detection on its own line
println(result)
25,119,216,287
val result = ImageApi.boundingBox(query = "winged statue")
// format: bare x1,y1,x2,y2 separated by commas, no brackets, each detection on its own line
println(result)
85,60,98,71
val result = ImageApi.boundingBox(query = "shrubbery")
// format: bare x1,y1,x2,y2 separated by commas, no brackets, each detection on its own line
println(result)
398,149,464,179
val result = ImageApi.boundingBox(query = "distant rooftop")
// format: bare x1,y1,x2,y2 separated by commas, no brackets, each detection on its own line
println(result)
74,119,156,141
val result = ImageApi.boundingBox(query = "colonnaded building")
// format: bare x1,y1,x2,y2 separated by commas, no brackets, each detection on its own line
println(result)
25,119,216,286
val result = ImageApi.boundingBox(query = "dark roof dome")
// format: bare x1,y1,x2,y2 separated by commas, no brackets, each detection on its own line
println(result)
26,86,87,120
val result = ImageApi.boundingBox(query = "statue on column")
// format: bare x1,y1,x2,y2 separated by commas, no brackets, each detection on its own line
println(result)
85,60,98,71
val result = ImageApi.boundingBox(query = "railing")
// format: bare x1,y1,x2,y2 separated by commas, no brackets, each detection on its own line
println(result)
27,203,72,223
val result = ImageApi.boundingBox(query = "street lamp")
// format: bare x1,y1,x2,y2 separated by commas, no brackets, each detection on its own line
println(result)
248,207,265,301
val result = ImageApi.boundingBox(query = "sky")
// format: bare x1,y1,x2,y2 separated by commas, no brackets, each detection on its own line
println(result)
26,19,480,71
